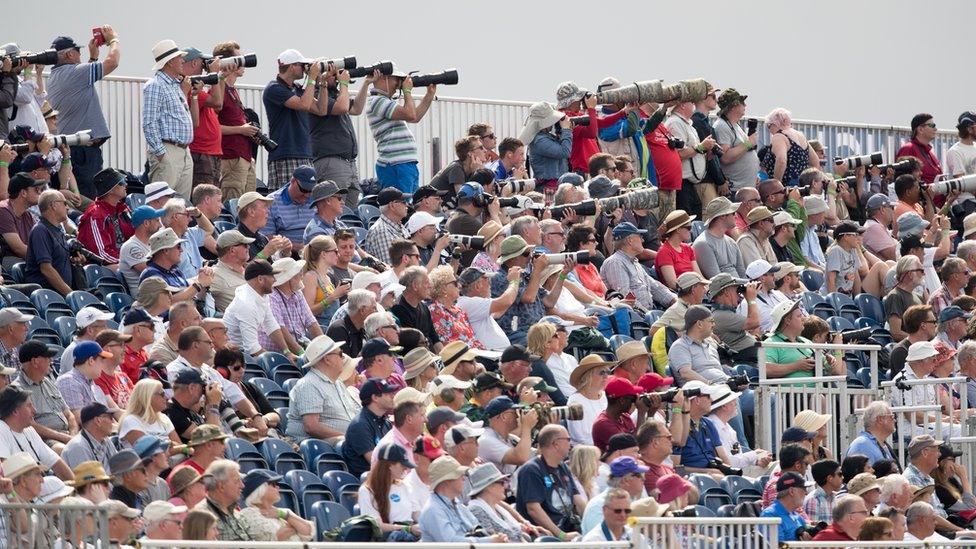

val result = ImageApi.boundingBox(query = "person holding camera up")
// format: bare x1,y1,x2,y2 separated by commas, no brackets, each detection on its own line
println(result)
666,101,717,217
262,49,326,191
713,89,759,190
430,135,487,202
708,274,761,365
446,182,502,266
212,41,257,200
366,66,436,194
143,40,194,200
184,48,230,188
0,51,25,138
47,26,120,199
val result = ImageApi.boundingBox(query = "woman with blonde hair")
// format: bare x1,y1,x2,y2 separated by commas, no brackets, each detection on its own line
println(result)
569,445,601,499
567,356,612,445
118,379,181,452
403,347,440,391
302,235,350,326
857,516,895,541
182,509,219,541
526,318,576,400
428,265,484,349
761,107,819,185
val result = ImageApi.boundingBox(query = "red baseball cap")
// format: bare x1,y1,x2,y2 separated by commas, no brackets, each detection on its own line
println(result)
637,373,674,393
605,376,642,399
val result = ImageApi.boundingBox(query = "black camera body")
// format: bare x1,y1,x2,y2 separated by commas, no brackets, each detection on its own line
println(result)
667,136,685,150
568,115,590,127
190,73,219,86
249,123,278,152
726,374,750,392
707,458,743,477
746,118,759,136
839,327,872,344
675,506,698,518
410,69,458,87
711,144,724,158
348,61,394,78
67,238,108,266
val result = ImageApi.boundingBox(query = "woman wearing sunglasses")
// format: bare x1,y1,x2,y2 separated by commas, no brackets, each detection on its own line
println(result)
566,355,613,446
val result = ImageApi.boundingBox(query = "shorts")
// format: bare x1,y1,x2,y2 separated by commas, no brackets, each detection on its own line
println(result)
375,161,419,194
191,152,220,186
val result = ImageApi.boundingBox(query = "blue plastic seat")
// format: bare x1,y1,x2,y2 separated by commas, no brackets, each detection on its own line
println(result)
259,438,306,475
799,269,824,292
256,351,292,377
357,204,380,225
276,407,289,434
275,484,300,514
225,437,262,460
321,470,360,502
53,316,77,346
66,290,109,313
690,220,706,241
800,291,826,313
316,452,349,476
854,293,885,324
284,470,333,516
213,220,236,234
96,279,129,299
827,292,856,313
0,287,30,307
855,316,881,329
732,364,759,383
9,262,25,284
310,501,351,540
224,198,239,220
827,316,855,332
811,303,836,320
105,292,134,315
84,264,117,288
645,310,664,325
689,474,722,498
300,439,335,470
351,226,368,246
694,505,717,518
609,334,634,351
30,289,67,313
250,377,285,395
283,377,299,393
702,491,734,513
856,366,873,388
716,504,737,517
125,193,145,209
273,364,303,386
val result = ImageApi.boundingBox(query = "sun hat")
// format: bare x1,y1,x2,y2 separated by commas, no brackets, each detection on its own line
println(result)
151,39,186,72
906,341,939,363
703,197,740,224
555,81,588,110
518,102,565,145
271,258,306,287
69,461,112,487
467,463,509,498
656,474,693,504
792,410,831,433
498,235,532,263
569,354,614,391
428,456,468,490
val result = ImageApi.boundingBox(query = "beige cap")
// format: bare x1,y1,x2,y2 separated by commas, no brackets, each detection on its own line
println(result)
216,229,255,250
148,227,186,256
676,271,709,292
847,473,882,497
746,206,775,225
99,499,141,519
615,340,650,364
428,456,469,490
394,387,430,408
703,197,740,225
237,191,274,212
773,261,802,281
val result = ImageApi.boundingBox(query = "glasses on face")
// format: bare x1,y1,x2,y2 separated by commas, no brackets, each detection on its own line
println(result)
230,364,244,371
597,369,611,376
922,319,937,325
545,232,565,238
482,134,496,140
923,122,937,128
609,508,633,515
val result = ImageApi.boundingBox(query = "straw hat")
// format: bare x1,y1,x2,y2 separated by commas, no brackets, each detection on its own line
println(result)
68,461,112,487
151,39,186,72
793,410,831,432
569,354,614,391
615,340,650,364
477,221,505,246
402,348,441,380
631,496,669,518
660,210,696,236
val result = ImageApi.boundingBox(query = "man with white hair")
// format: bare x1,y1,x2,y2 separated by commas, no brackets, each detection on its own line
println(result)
847,401,898,466
957,240,976,272
904,501,950,541
199,459,251,540
326,289,376,358
142,500,186,541
161,197,216,280
538,219,567,254
511,215,542,247
364,311,400,347
364,188,410,265
876,474,913,515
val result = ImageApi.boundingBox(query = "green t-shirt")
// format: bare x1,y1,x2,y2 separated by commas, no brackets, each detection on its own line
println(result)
765,333,820,386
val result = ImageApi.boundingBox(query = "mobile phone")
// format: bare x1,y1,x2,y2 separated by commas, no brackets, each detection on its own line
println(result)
625,292,636,301
92,27,105,47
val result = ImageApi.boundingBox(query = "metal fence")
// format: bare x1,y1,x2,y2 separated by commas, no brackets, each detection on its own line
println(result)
86,75,956,182
136,541,632,549
630,516,780,549
882,375,970,465
0,501,111,548
786,542,976,548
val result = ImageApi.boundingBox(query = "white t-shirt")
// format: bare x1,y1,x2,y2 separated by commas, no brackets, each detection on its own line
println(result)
403,470,430,514
923,247,940,297
118,414,175,444
946,141,976,203
357,481,418,523
545,353,578,398
566,392,607,446
456,296,510,351
478,427,522,475
0,420,60,469
119,237,151,293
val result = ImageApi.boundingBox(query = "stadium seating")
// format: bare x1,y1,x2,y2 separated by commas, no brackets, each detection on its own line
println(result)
310,500,351,540
66,290,110,313
799,269,824,292
284,470,333,517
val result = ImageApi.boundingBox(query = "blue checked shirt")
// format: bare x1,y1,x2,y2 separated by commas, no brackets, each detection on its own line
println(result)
142,71,193,156
802,486,834,524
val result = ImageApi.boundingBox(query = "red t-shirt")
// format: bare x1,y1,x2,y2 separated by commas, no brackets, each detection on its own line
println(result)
121,345,148,385
812,525,854,541
574,263,607,297
647,126,683,191
591,410,636,453
655,241,697,280
94,370,134,409
896,138,943,184
643,461,675,495
217,85,253,161
189,90,222,156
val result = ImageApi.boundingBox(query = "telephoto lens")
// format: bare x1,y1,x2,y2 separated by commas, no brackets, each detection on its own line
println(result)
410,69,459,87
926,174,976,196
47,130,93,148
448,234,486,250
218,53,257,70
502,179,536,195
347,61,394,78
835,152,884,170
544,251,591,265
568,115,590,127
190,73,219,86
16,50,59,66
319,56,357,73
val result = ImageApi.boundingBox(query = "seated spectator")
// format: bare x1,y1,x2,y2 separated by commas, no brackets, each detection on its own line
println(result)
736,206,777,266
24,189,77,294
61,306,115,374
879,507,907,539
199,459,252,541
71,461,113,504
567,355,611,445
326,288,375,358
108,449,149,509
142,500,188,542
654,210,701,289
61,402,117,470
656,473,695,516
601,223,676,310
285,335,361,444
165,369,223,445
360,443,422,540
137,278,178,342
877,474,914,515
213,347,277,436
772,261,805,302
490,237,561,346
770,211,804,265
0,308,30,372
302,235,348,326
581,488,633,542
57,341,120,423
429,265,484,349
342,377,396,477
706,384,771,470
134,433,172,503
893,342,961,437
498,344,534,389
119,379,179,449
259,165,317,247
708,273,761,365
456,266,515,351
668,305,729,384
905,501,952,541
181,509,220,541
93,329,135,409
794,409,834,461
932,442,975,513
364,188,410,265
11,341,74,449
236,191,288,262
581,456,647,534
360,337,405,388
671,380,738,474
765,300,839,379
438,341,481,382
651,271,709,354
0,385,75,481
77,168,133,264
210,230,252,314
402,347,440,391
930,257,969,316
391,266,442,352
761,471,811,542
140,228,212,305
515,424,585,541
461,372,510,424
468,462,544,541
266,257,322,353
0,172,42,268
120,308,155,382
3,452,47,545
168,466,206,509
905,435,966,534
224,260,295,360
419,455,507,543
526,319,573,402
885,255,927,340
858,516,896,541
848,472,883,514
636,419,679,495
888,304,937,377
862,193,898,261
119,206,165,292
762,443,814,508
804,459,843,524
479,396,537,475
812,494,870,541
738,259,785,333
569,444,601,499
238,469,313,541
591,377,644,453
374,397,427,467
694,197,746,279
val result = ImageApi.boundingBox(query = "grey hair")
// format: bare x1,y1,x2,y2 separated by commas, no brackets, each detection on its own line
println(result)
510,215,539,238
553,184,575,206
346,289,376,317
244,481,269,508
831,494,864,523
905,501,935,525
958,340,976,365
38,189,64,213
607,476,623,489
399,266,428,289
957,240,976,263
539,219,562,235
364,312,395,339
379,203,393,216
161,197,187,226
879,474,910,503
862,401,892,430
202,459,240,488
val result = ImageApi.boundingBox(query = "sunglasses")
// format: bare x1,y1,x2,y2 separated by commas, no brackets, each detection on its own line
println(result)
482,133,496,140
609,508,633,515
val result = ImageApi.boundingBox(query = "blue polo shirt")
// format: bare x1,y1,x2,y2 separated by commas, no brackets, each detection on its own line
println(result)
677,417,722,468
761,499,807,542
341,406,391,477
25,218,72,288
261,186,316,244
262,77,311,162
140,260,189,288
846,430,896,465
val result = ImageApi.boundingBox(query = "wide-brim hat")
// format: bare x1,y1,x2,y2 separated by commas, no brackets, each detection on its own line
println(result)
518,102,564,145
660,210,696,236
498,235,531,264
912,484,935,502
166,466,203,496
793,410,832,432
746,206,775,225
769,299,801,333
402,347,441,380
703,197,740,224
187,424,229,447
615,340,650,365
478,221,505,246
272,258,306,287
439,341,480,376
467,463,509,498
69,461,112,487
555,81,588,110
151,39,186,72
4,452,42,481
569,354,614,390
709,384,741,412
148,228,186,257
632,496,669,518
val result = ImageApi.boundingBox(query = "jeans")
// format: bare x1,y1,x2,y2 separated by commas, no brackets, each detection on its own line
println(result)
729,388,756,451
69,145,103,199
375,161,419,194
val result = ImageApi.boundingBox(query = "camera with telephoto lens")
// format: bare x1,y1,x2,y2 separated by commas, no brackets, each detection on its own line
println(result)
518,402,584,431
926,174,976,196
318,56,356,73
218,53,257,70
878,159,913,174
5,49,59,66
568,115,590,127
799,522,828,539
837,327,872,344
190,73,219,86
675,506,698,518
746,118,759,136
543,251,591,265
47,130,92,148
834,175,857,187
2,140,29,153
448,234,485,251
666,136,685,150
550,199,597,220
249,123,278,152
835,152,884,170
643,386,701,406
477,193,519,209
67,238,109,266
348,61,394,78
726,374,750,392
409,69,459,87
501,178,535,195
707,458,743,477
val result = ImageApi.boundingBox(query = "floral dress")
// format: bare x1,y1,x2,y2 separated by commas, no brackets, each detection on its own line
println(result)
428,300,485,349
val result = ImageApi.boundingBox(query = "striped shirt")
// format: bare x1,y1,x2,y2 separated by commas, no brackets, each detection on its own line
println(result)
366,92,418,166
142,71,193,156
47,61,111,139
285,368,361,441
261,186,317,244
56,368,109,411
264,287,317,350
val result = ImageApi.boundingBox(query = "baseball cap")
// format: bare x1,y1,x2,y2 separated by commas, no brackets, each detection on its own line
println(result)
375,443,416,468
458,267,491,288
681,380,722,398
683,305,712,332
8,173,45,198
18,152,49,170
484,396,517,418
412,185,447,202
959,111,976,128
908,435,943,458
237,191,273,212
173,367,206,387
605,376,642,399
80,402,112,424
243,259,280,281
609,456,649,477
426,407,466,434
215,230,255,251
558,172,584,187
601,433,639,461
457,182,485,201
745,259,779,280
781,427,816,443
938,305,971,324
471,372,511,393
866,193,893,212
377,187,407,206
361,338,395,360
707,273,747,298
500,345,533,363
351,270,382,290
18,341,57,363
241,469,282,502
76,306,114,329
277,49,313,65
143,501,187,523
776,471,807,492
443,423,485,451
130,206,166,228
939,443,964,461
773,261,802,281
675,272,708,292
897,212,930,237
637,372,673,392
73,341,112,364
291,165,317,191
612,222,647,239
99,499,141,519
588,176,620,199
427,374,472,394
133,434,170,461
413,434,445,461
406,211,442,235
359,377,398,404
833,222,865,239
51,36,81,50
182,47,213,62
772,211,801,228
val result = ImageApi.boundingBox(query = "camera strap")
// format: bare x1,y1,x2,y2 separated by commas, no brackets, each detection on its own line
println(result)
547,463,576,518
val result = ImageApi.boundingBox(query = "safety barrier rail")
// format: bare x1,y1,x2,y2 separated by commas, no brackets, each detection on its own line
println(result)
135,541,633,549
785,541,976,548
630,516,780,549
0,501,111,549
881,376,970,465
80,75,959,183
756,341,882,452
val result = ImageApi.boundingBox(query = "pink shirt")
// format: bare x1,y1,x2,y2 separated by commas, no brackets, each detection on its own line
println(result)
861,219,897,257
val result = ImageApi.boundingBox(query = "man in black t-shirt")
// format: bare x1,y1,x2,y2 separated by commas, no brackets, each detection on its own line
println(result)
390,266,442,352
342,377,395,477
165,368,220,443
515,424,585,540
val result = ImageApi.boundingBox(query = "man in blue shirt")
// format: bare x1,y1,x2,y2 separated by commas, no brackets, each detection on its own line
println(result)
143,40,194,200
490,236,564,346
674,380,735,474
261,165,317,246
515,424,585,541
846,400,898,467
761,471,811,542
341,377,395,477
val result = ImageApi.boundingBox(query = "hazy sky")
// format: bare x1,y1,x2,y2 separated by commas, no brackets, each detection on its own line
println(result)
7,0,975,128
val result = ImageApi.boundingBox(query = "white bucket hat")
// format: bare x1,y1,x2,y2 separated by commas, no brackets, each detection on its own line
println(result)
272,258,306,287
518,102,565,145
151,39,186,72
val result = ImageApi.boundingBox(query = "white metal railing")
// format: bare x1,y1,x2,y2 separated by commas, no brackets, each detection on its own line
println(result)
79,74,959,184
756,341,882,452
135,541,632,549
882,375,971,464
630,516,780,549
0,501,111,549
786,541,976,548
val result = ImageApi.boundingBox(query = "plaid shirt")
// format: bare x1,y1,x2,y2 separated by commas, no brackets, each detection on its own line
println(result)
802,486,834,524
928,283,960,317
0,339,19,373
600,250,676,310
55,368,107,411
263,287,316,351
905,463,948,518
364,214,408,264
142,70,193,156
